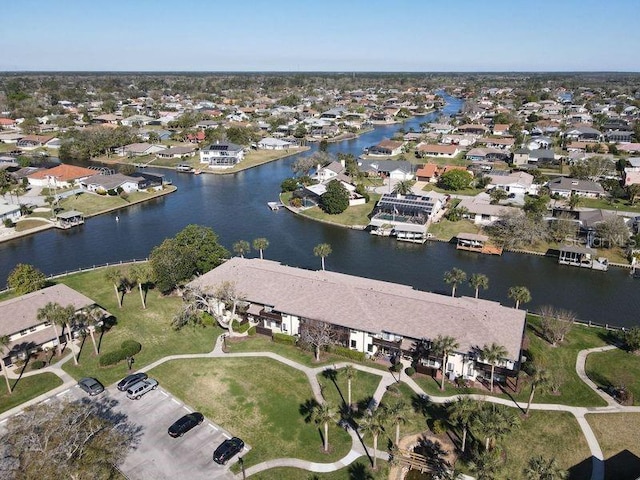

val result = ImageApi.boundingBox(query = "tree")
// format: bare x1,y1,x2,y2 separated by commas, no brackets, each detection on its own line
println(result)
489,188,508,204
292,154,325,177
7,263,46,294
628,184,640,206
432,335,459,390
392,180,414,195
443,268,466,297
548,212,578,243
567,193,581,211
214,281,244,334
0,335,12,394
233,240,251,258
508,285,531,309
481,342,508,393
343,364,356,410
104,268,124,308
0,399,139,479
281,177,298,192
174,224,229,275
538,305,575,346
314,243,332,271
60,304,80,365
526,364,550,415
149,237,197,294
487,211,548,249
623,326,640,352
79,306,104,356
595,215,630,248
300,319,339,361
472,403,520,450
468,449,503,480
386,400,409,446
320,180,349,214
437,169,473,191
523,194,550,218
129,263,153,309
36,302,64,356
469,273,489,299
252,237,269,260
447,397,479,453
359,407,387,469
310,402,337,452
523,455,568,480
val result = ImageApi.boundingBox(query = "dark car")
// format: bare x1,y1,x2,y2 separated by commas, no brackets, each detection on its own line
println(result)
78,377,104,396
117,372,148,392
168,412,204,438
213,437,244,465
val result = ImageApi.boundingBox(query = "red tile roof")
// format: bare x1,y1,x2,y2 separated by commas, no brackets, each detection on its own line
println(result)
415,163,438,178
28,164,96,182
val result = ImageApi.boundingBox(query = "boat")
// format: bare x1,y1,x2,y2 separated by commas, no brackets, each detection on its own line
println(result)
176,164,193,173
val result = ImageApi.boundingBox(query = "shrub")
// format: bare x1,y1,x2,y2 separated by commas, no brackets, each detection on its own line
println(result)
99,350,126,367
201,312,216,327
120,340,142,356
3,219,15,228
281,177,298,192
405,366,416,377
431,419,447,435
290,197,302,208
329,345,367,362
247,326,256,336
391,362,403,373
273,332,296,345
30,360,45,370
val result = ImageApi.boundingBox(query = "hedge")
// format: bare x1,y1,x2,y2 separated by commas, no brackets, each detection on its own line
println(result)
404,366,416,377
30,360,46,370
273,333,296,345
99,340,142,367
329,345,367,362
121,340,142,356
247,326,256,336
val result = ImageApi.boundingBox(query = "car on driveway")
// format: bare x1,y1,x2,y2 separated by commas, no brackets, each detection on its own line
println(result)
126,378,158,400
213,437,244,465
117,372,148,392
168,412,205,438
78,377,104,396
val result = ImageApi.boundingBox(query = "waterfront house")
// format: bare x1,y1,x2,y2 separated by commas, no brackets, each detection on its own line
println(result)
457,193,520,225
199,141,245,168
486,171,536,196
465,147,510,163
257,137,293,150
558,244,608,271
368,139,405,156
26,164,96,188
0,284,105,367
16,135,57,150
117,143,166,157
369,192,445,235
358,159,414,180
548,177,604,198
80,173,145,194
312,161,345,183
155,146,197,159
415,143,460,158
188,258,526,383
0,203,21,223
456,232,502,255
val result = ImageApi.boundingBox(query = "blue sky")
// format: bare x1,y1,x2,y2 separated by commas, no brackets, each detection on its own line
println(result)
1,0,639,71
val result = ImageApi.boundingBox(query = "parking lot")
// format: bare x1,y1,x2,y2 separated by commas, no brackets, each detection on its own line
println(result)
61,381,249,480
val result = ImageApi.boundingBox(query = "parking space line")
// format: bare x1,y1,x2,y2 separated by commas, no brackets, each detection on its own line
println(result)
171,399,181,406
222,433,231,439
159,390,168,397
56,389,70,397
209,424,218,431
182,406,192,413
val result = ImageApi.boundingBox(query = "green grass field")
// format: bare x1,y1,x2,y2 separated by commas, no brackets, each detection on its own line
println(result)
428,219,482,241
248,459,389,480
586,348,640,405
0,373,63,414
587,413,640,480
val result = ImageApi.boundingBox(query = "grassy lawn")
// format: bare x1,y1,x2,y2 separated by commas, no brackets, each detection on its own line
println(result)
586,348,640,405
14,218,51,232
587,413,640,480
0,373,63,414
579,197,640,213
55,186,176,217
318,367,383,411
249,459,389,480
57,269,221,387
501,411,591,480
208,147,310,174
150,357,353,468
428,219,482,241
299,196,379,227
422,183,483,197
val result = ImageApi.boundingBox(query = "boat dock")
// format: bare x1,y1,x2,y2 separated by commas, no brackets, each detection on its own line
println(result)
456,232,503,255
267,202,283,211
558,244,608,271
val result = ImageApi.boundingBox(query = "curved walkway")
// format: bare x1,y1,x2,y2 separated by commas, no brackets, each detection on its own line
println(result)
1,335,636,480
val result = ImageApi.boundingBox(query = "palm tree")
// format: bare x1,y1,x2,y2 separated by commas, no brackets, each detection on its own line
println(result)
252,238,269,260
61,304,79,365
526,365,550,415
523,455,568,480
386,400,409,445
233,240,251,258
472,403,520,451
80,306,104,356
432,335,459,390
447,397,479,453
0,335,13,394
129,263,153,309
310,402,337,452
313,243,332,271
105,268,123,308
567,192,581,210
360,407,387,469
508,285,531,309
481,342,508,393
392,180,414,195
37,302,64,356
468,448,503,480
343,364,356,410
443,268,466,297
469,273,489,299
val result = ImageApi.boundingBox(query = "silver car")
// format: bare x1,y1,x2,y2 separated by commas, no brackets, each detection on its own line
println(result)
126,378,158,400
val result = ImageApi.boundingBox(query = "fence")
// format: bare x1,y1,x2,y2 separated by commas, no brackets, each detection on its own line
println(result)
527,311,628,333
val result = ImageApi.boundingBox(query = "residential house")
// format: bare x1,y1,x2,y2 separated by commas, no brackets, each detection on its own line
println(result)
26,164,96,188
0,203,21,223
120,114,155,127
465,147,511,163
80,173,151,194
0,118,17,130
257,137,293,150
313,161,345,183
116,143,166,157
358,159,414,180
605,130,633,143
0,284,104,367
92,114,121,125
16,135,57,150
455,124,489,136
548,177,605,198
156,146,197,159
478,137,515,150
368,139,405,156
199,141,245,168
441,134,477,147
564,126,602,142
486,171,537,195
457,193,520,225
416,144,460,158
188,258,526,382
415,163,439,183
426,123,454,134
492,124,510,136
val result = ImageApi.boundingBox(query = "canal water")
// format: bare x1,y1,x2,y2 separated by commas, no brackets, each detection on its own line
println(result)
0,95,637,326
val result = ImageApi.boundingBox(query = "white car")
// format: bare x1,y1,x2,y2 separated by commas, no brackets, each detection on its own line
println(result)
126,378,158,400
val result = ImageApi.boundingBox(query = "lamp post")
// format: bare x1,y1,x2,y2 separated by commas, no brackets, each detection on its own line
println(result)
238,456,246,480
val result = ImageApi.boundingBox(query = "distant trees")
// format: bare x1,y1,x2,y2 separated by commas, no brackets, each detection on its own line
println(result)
7,263,46,294
59,126,138,161
320,180,349,214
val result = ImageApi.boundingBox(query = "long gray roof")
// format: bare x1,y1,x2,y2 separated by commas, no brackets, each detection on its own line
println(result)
189,258,526,360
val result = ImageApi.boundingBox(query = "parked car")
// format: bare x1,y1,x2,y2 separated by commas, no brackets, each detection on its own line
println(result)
168,412,205,437
126,378,158,400
213,437,244,465
117,372,148,392
78,377,104,396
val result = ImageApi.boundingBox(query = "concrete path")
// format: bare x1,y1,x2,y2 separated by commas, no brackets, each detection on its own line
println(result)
2,332,635,480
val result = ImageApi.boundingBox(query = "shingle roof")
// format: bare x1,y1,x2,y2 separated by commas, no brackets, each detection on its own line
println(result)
27,164,96,182
188,258,526,360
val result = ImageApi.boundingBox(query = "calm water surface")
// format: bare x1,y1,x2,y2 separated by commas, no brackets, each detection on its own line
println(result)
0,95,637,326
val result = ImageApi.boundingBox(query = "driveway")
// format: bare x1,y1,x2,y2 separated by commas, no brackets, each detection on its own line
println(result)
62,382,248,480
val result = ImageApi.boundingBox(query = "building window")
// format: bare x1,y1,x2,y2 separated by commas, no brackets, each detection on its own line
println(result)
367,344,373,353
446,362,454,372
29,327,37,333
20,330,28,336
350,340,357,348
